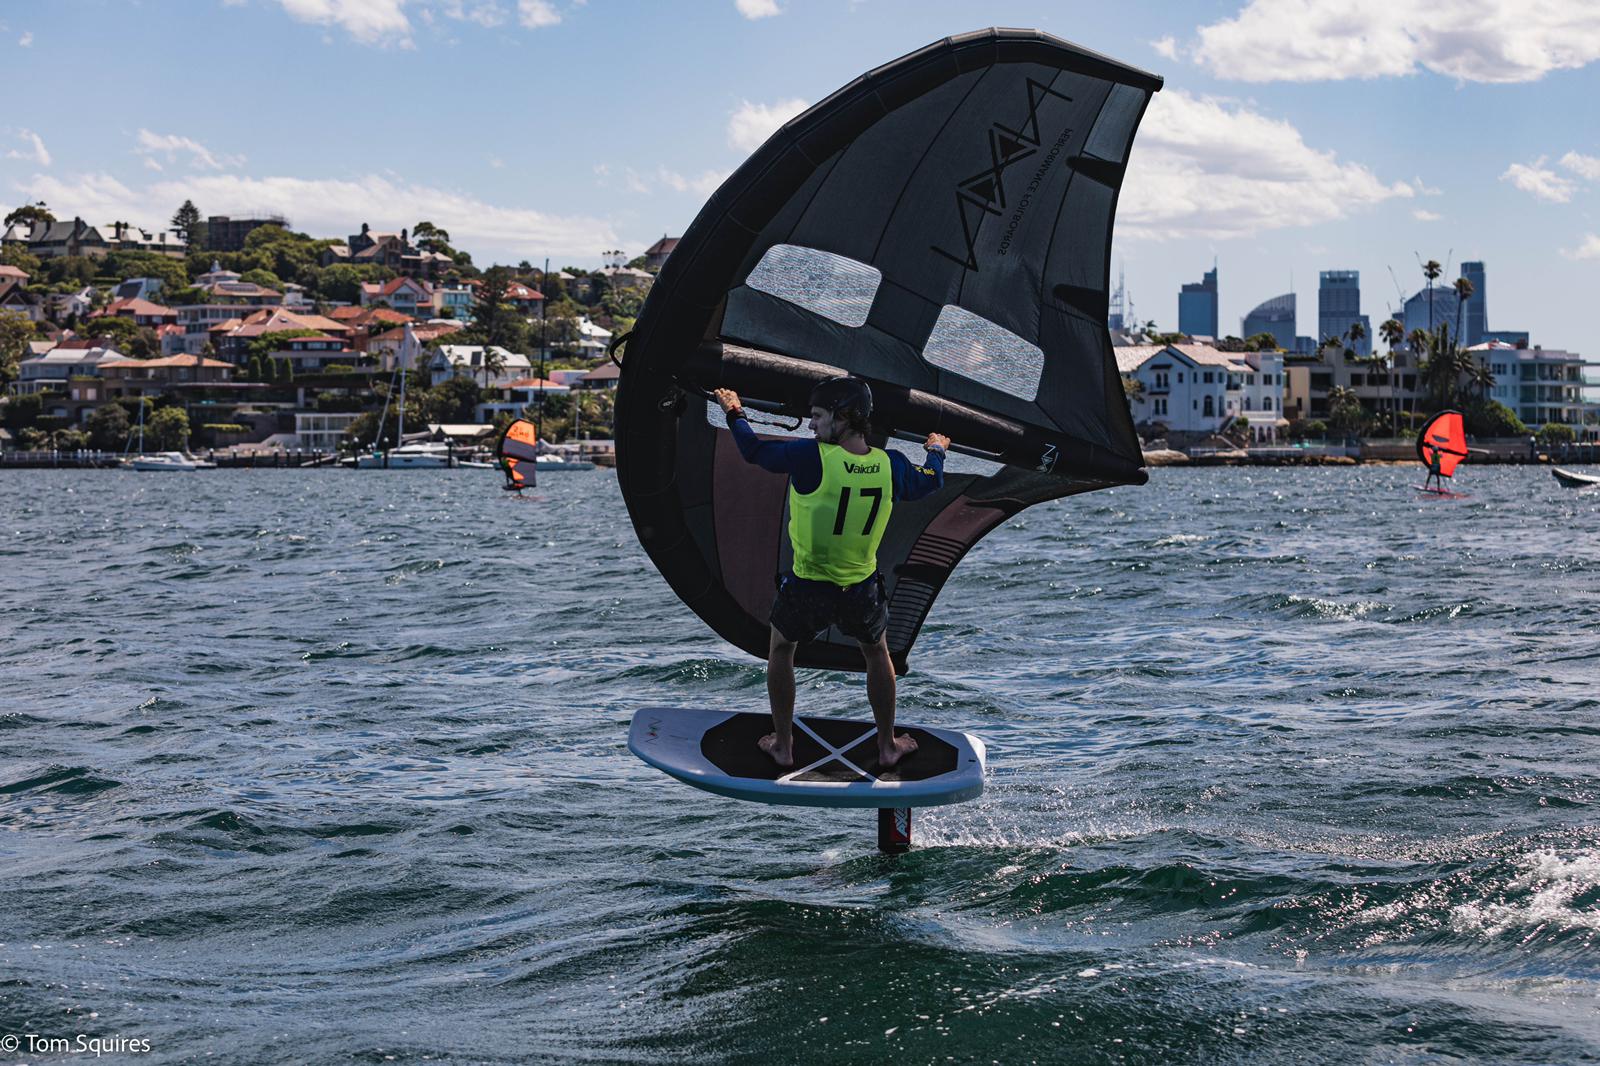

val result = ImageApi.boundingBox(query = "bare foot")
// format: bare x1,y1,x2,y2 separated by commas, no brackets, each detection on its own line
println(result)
758,733,794,769
877,731,918,769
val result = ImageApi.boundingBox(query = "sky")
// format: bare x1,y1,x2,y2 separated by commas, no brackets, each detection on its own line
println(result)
2,0,1599,350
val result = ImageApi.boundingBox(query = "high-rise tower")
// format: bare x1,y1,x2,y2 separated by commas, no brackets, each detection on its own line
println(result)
1318,270,1371,356
1178,264,1219,339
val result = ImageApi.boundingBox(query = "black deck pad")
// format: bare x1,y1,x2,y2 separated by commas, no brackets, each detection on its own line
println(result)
701,712,959,782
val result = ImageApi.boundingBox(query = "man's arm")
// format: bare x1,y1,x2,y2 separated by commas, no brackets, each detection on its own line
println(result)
891,432,949,501
711,387,822,489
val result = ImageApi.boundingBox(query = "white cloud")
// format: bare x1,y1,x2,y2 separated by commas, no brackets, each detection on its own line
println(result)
5,129,50,167
1412,209,1442,221
517,0,559,27
273,0,413,47
1151,36,1178,60
1559,150,1600,180
611,165,728,198
18,31,32,47
135,129,244,171
735,0,781,18
1412,176,1443,196
1117,90,1411,240
433,0,507,27
12,170,617,262
727,97,808,153
1500,157,1576,202
1193,0,1600,84
1563,233,1600,259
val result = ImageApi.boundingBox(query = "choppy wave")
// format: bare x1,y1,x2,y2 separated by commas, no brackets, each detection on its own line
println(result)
2,465,1599,1063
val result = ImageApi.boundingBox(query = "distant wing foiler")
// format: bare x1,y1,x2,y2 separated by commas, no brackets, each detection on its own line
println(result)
497,418,539,491
616,29,1163,673
1417,410,1468,478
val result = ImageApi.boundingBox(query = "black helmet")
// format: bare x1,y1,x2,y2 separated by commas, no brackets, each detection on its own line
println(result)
808,376,872,422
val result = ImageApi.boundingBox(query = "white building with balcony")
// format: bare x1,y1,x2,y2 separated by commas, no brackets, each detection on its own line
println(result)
1115,343,1287,441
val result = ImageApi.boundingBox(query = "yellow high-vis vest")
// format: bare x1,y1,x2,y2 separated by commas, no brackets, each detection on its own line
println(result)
788,442,894,586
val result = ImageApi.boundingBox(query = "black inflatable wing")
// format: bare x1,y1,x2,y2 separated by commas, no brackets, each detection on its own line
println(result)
616,28,1162,674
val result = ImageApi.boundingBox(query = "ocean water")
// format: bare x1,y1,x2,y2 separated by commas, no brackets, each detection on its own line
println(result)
2,464,1598,1065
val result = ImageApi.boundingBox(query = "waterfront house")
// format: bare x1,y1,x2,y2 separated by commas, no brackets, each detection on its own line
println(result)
267,333,360,372
44,286,96,321
1115,343,1288,443
359,277,434,318
1282,340,1422,426
582,266,653,302
292,411,363,453
429,344,532,387
214,308,353,363
578,362,620,389
100,221,186,259
111,277,166,301
433,284,474,322
0,278,45,322
643,235,678,272
365,322,463,369
97,298,178,328
576,315,612,356
0,264,28,284
475,377,570,423
327,224,452,279
4,217,109,259
175,271,286,354
14,344,128,395
100,354,235,398
1468,342,1598,429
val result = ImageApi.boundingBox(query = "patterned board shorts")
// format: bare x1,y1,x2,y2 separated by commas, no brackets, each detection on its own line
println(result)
770,572,889,645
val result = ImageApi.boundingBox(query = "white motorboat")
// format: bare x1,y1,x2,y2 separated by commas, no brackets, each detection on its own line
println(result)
350,442,455,469
535,453,596,472
130,451,203,471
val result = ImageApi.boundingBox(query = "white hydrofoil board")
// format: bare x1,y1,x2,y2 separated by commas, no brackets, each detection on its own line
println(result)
627,707,985,809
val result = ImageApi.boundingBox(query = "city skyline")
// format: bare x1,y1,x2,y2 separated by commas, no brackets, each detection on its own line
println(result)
1,0,1596,351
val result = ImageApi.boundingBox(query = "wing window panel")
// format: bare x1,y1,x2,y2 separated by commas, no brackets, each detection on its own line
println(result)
745,244,881,328
922,304,1045,400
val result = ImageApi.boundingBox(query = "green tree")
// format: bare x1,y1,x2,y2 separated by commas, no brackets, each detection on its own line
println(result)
239,267,283,290
0,308,36,386
1326,385,1364,436
412,221,454,256
1422,258,1442,332
470,266,519,349
53,427,90,451
0,242,41,276
1464,399,1525,437
103,250,190,294
170,200,205,250
146,406,190,450
2,391,43,432
479,346,507,390
1244,332,1279,352
421,375,481,423
247,354,265,382
3,201,53,230
1538,422,1576,446
245,329,323,365
1379,317,1405,435
87,402,131,450
79,315,157,358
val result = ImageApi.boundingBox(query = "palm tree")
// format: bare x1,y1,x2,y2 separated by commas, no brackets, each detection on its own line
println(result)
1327,385,1362,438
479,346,507,391
1423,258,1442,332
1379,318,1404,435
